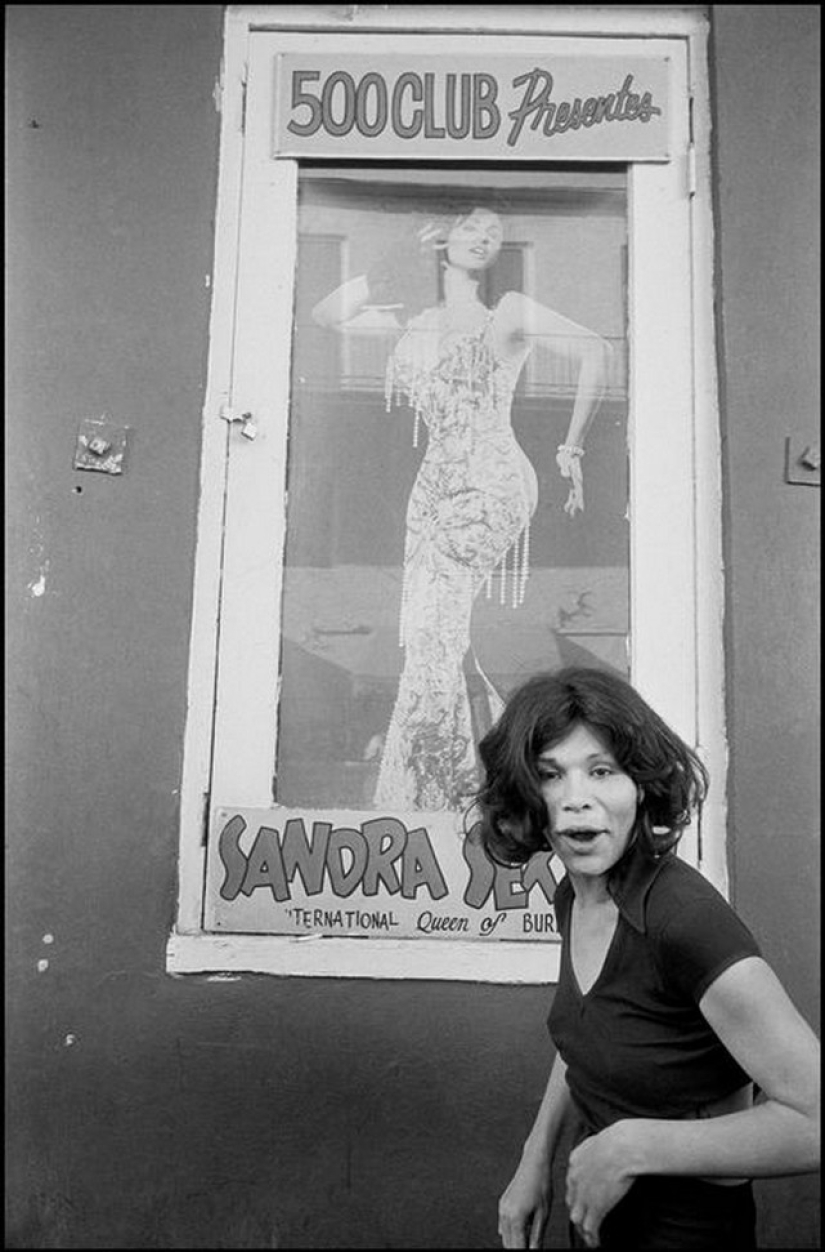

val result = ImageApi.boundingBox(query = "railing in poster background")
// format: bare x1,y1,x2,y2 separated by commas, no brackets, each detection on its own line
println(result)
324,334,628,399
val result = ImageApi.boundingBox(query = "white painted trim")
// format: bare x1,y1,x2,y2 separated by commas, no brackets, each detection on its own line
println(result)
685,27,729,896
167,932,561,983
625,39,699,859
170,5,726,980
173,9,251,933
232,5,708,40
208,154,298,806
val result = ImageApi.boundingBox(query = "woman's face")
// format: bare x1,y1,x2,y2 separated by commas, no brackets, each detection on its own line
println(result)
538,723,639,883
445,210,504,272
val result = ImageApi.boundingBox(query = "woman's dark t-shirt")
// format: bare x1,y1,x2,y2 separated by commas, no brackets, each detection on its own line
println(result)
547,847,761,1134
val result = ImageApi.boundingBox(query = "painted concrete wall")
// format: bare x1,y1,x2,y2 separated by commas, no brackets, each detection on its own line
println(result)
6,5,819,1248
709,6,821,1243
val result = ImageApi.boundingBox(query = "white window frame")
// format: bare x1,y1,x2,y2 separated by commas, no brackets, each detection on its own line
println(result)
168,5,725,982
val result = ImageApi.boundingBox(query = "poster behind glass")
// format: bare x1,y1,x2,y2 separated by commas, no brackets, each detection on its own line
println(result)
211,167,628,941
281,167,628,797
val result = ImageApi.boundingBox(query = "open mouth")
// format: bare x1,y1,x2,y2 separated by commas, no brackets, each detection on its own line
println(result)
557,828,605,844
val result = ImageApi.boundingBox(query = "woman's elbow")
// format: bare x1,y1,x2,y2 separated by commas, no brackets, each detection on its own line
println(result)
580,337,612,386
596,336,614,372
804,1089,821,1170
786,1077,821,1172
311,300,333,328
796,1108,821,1173
809,1122,820,1172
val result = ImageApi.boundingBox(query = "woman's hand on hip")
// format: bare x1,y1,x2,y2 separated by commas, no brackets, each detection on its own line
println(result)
565,1123,635,1248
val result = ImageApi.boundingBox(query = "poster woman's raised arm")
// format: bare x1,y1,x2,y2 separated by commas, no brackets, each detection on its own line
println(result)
494,291,613,515
312,269,405,332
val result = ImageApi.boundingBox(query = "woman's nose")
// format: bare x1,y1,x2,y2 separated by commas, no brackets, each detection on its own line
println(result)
560,776,593,809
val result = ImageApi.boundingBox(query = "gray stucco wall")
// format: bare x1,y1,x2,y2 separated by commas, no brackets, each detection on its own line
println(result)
709,7,821,1242
6,5,819,1248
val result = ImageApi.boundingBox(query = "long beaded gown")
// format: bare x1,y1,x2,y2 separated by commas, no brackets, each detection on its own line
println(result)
374,303,537,811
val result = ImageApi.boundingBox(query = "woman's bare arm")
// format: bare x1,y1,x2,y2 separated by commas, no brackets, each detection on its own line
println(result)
621,957,820,1177
499,1052,575,1249
311,274,403,332
496,291,612,515
565,956,820,1246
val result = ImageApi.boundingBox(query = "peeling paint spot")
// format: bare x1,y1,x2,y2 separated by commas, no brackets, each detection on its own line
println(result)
205,973,241,982
42,933,55,945
64,1034,77,1047
37,959,49,973
28,552,50,598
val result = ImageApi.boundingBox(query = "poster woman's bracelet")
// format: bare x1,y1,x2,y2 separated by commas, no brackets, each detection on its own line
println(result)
558,444,585,457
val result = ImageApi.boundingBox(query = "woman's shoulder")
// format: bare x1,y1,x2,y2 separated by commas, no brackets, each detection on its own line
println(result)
492,290,527,322
645,854,751,937
489,292,535,355
648,854,729,907
644,854,761,992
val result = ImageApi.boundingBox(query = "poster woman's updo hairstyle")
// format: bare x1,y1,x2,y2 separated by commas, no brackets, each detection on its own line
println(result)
474,667,709,868
418,203,506,254
366,195,510,310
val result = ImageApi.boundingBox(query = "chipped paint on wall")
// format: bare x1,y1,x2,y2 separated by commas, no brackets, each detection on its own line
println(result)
28,563,49,598
27,514,50,599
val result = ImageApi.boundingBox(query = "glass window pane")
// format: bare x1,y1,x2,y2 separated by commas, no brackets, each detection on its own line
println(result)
277,166,628,812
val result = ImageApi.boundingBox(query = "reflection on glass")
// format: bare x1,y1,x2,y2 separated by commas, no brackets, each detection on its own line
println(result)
278,168,629,811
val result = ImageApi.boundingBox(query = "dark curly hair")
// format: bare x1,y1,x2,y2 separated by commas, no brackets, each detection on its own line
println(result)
474,667,708,869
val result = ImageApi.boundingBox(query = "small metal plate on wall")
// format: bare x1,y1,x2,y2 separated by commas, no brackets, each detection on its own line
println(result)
785,437,820,487
73,418,129,475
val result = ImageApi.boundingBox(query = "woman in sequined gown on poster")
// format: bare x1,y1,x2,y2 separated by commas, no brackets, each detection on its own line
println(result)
313,207,611,812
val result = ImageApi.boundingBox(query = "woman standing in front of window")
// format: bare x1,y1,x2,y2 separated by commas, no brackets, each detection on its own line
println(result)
477,667,820,1250
313,209,610,812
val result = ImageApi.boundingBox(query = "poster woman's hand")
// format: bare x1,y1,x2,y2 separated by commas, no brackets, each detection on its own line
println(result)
556,445,584,516
417,219,449,253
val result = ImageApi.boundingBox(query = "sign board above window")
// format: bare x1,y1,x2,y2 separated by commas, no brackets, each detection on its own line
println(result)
273,54,671,161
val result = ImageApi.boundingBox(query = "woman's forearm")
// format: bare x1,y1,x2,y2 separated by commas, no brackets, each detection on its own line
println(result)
311,274,370,328
520,1053,575,1168
618,1100,820,1181
499,1054,572,1248
563,339,610,448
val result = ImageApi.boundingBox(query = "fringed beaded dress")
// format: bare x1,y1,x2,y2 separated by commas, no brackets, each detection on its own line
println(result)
374,303,537,811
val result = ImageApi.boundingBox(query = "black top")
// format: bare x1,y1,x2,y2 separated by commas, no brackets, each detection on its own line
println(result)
547,845,762,1134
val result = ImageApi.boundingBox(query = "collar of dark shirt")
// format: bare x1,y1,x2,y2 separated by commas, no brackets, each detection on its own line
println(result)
555,842,672,935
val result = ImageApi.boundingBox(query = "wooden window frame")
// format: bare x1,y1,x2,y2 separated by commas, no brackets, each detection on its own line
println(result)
167,5,725,982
